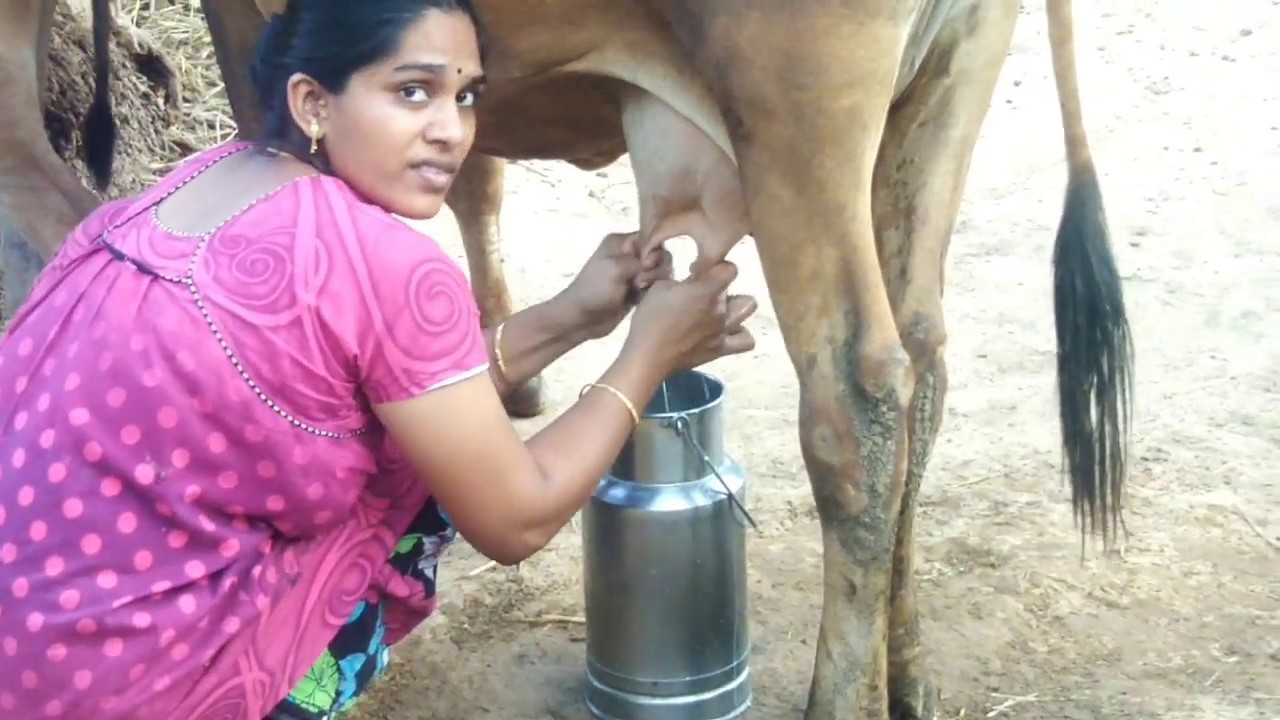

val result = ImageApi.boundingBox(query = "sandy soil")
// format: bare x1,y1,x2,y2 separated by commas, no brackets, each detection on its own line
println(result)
29,0,1280,717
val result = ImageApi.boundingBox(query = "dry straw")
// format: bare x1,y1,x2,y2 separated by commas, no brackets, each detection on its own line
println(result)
119,0,238,181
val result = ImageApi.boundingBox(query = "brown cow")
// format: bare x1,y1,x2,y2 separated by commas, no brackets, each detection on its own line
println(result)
232,2,1134,718
17,0,1135,717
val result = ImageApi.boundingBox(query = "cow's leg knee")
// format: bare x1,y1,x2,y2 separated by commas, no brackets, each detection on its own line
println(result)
762,242,911,720
685,7,919,717
201,0,268,141
793,344,912,720
0,0,100,315
871,3,1019,719
444,152,545,418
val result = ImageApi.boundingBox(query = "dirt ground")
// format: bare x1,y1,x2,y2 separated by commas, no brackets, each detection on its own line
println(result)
31,0,1280,717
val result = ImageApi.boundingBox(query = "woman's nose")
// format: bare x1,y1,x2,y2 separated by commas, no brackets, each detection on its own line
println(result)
424,102,468,146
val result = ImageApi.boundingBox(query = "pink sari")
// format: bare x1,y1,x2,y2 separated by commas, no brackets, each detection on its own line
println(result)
0,141,489,719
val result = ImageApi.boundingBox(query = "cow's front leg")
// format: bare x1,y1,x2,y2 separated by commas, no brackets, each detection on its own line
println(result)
445,152,545,418
871,3,1021,718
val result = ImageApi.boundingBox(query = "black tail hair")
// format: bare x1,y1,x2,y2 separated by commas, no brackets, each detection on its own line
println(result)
1052,164,1134,547
82,0,117,192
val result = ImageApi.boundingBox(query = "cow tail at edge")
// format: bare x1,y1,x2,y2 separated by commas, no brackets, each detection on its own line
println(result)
1044,0,1135,549
84,0,117,192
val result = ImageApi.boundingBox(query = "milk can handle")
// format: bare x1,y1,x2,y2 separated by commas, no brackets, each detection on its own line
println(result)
668,415,760,533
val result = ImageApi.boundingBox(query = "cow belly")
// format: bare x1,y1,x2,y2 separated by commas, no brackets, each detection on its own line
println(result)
543,0,970,267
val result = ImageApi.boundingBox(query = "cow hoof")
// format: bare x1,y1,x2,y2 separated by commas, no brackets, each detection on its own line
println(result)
504,375,547,419
889,675,939,720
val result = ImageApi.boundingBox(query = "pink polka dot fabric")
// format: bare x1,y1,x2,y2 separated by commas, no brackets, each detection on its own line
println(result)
0,142,488,718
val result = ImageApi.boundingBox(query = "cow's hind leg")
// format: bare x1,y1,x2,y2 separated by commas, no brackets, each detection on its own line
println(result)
870,3,1020,718
0,0,101,317
201,0,268,141
445,152,546,418
673,4,924,717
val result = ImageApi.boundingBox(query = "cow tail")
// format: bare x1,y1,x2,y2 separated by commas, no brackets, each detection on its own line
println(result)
1045,0,1135,550
83,0,117,192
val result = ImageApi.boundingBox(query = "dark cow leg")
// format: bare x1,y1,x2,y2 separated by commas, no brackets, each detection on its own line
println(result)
446,152,546,419
200,0,268,141
0,220,46,321
870,3,1020,719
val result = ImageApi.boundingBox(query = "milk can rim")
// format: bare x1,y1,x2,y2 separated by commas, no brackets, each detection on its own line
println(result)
640,368,727,421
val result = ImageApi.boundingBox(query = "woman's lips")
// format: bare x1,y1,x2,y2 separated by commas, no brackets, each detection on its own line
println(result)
412,161,457,192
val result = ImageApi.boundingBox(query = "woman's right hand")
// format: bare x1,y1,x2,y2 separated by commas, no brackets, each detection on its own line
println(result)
622,261,759,374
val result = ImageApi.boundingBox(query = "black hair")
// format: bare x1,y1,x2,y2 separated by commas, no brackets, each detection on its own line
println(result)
249,0,483,159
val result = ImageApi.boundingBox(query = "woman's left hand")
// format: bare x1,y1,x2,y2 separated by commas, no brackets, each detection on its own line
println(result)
556,231,675,341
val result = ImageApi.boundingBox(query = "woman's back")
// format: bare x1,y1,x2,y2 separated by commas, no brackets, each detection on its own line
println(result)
0,140,488,718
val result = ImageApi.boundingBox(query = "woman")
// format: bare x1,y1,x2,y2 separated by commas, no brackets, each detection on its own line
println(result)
0,0,758,717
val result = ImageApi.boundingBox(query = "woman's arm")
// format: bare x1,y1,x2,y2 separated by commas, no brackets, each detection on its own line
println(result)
482,294,588,398
480,231,675,397
375,346,662,566
374,264,749,568
336,211,744,568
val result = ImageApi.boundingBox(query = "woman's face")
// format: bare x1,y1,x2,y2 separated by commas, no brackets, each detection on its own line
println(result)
294,9,484,220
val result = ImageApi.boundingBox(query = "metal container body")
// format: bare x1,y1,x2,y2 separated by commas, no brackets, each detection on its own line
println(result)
582,370,752,720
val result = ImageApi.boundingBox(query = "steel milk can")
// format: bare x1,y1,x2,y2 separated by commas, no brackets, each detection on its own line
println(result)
581,369,753,720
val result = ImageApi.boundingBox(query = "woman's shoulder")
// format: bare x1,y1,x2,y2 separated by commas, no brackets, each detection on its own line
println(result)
263,175,485,404
279,174,456,263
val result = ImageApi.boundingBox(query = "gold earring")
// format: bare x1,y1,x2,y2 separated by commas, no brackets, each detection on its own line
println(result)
309,118,322,154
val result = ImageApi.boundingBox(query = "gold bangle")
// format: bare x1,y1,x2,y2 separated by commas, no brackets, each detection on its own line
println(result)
492,320,510,382
580,382,640,428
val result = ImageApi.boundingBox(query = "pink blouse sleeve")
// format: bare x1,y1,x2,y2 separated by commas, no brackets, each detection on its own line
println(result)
312,182,490,405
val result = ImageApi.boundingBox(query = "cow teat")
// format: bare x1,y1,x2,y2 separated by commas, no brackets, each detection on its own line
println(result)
621,89,751,278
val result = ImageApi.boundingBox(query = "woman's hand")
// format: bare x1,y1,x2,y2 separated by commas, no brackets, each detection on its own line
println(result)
555,231,674,340
622,261,758,376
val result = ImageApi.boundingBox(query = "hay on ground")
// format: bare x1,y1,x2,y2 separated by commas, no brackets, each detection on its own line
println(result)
118,0,239,173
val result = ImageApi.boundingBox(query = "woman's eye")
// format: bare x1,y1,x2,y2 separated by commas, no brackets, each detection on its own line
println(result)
457,90,477,108
401,86,430,103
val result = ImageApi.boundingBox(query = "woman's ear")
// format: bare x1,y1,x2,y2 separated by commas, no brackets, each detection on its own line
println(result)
284,73,330,146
